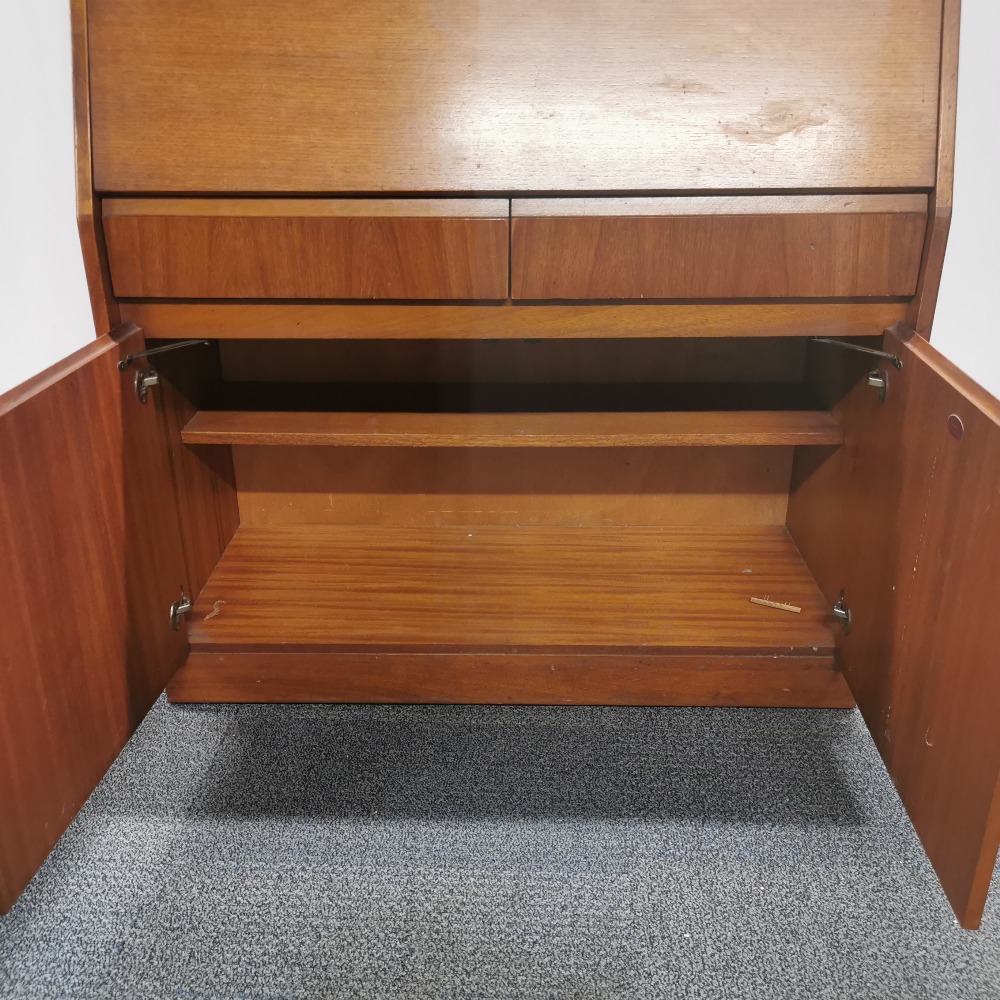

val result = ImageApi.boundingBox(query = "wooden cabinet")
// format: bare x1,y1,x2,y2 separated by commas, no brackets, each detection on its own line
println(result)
3,0,995,935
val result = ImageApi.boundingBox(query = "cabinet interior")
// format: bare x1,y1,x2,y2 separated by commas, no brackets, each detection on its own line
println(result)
155,334,866,706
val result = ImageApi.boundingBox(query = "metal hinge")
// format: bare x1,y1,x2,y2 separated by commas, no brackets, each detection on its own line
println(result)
169,587,193,631
134,368,160,404
831,589,852,634
811,338,904,370
866,369,889,404
120,339,211,405
118,339,210,371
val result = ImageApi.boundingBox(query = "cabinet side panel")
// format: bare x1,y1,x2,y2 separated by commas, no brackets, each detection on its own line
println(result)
907,0,961,337
0,330,187,913
788,328,1000,929
152,342,240,597
71,0,118,335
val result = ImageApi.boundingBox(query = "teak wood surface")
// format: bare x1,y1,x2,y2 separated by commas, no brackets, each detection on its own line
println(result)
788,328,1000,930
182,410,843,449
231,444,798,529
103,199,510,301
0,328,187,914
511,196,927,300
186,525,834,656
121,302,910,342
70,0,117,335
87,0,941,192
150,343,240,596
168,652,853,708
908,0,961,337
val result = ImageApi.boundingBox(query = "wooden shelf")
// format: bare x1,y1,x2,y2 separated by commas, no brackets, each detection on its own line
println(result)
186,525,834,654
182,410,843,448
172,525,845,706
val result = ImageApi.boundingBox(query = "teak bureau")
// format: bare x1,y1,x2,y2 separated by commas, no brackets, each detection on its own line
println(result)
2,0,998,931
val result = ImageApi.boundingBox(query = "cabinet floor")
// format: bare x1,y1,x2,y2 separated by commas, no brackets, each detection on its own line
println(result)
188,524,834,655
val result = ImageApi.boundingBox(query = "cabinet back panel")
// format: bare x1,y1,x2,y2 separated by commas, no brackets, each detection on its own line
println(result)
232,445,792,528
88,0,941,192
218,338,808,385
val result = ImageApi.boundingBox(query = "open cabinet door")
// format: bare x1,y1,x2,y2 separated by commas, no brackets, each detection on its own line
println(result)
789,326,1000,929
0,325,188,913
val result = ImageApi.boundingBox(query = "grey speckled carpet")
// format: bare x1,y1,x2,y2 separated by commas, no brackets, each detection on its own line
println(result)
1,699,998,999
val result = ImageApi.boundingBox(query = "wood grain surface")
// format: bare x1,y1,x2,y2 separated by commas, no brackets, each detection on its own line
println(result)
150,342,240,596
788,327,1000,929
231,445,796,528
103,199,509,300
186,525,835,655
121,302,909,342
182,409,842,448
512,195,929,218
0,328,186,913
512,195,927,300
70,0,118,335
168,651,854,708
908,0,961,337
88,0,941,192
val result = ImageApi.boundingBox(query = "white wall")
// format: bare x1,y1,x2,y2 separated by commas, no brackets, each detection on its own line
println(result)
0,1,998,398
0,1,93,395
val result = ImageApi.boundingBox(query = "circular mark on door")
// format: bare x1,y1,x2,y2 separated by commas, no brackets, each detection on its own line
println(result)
948,414,965,440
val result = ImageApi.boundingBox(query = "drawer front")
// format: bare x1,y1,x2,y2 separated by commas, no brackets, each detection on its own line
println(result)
511,195,927,301
103,199,510,300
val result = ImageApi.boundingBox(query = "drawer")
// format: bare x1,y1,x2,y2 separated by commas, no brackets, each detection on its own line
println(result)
511,195,928,301
103,198,510,300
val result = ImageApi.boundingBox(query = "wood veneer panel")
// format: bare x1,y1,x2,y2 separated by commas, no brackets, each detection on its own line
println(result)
185,525,834,655
70,0,118,335
88,0,940,192
103,199,509,300
151,343,240,595
908,0,961,337
168,652,853,708
788,327,1000,929
232,446,795,528
0,328,186,913
511,196,928,300
121,302,909,342
183,410,843,448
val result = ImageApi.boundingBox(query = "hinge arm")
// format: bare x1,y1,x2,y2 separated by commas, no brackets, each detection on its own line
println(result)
811,338,903,370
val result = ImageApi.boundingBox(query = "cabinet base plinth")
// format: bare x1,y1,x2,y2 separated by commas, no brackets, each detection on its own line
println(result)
167,652,853,708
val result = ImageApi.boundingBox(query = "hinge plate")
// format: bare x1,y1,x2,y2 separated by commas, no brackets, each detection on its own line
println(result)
134,368,160,404
867,369,889,404
169,587,193,631
831,588,852,635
